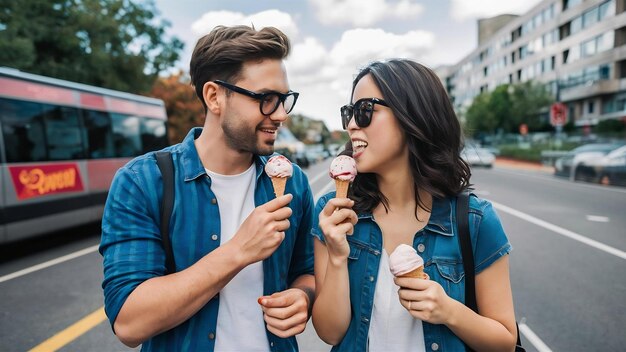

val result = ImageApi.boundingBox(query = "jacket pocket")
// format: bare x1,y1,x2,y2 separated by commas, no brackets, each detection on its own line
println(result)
428,257,464,301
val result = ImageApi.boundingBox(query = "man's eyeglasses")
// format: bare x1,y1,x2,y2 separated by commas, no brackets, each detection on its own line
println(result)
340,98,389,130
213,80,299,116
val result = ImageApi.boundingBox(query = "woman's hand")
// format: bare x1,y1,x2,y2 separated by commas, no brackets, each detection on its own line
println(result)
394,276,457,325
318,198,358,264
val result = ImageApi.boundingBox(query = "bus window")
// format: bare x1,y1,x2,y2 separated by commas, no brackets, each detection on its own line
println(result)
42,104,86,160
0,98,47,162
111,113,141,157
141,118,168,153
82,110,114,159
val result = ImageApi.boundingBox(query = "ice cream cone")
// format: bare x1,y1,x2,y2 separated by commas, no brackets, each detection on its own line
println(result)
271,176,287,197
399,266,426,279
335,179,350,198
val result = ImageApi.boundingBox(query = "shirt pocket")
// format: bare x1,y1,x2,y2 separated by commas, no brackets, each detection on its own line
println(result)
427,257,465,302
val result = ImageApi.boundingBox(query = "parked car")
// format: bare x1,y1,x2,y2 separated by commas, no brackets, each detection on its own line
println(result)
461,146,495,168
575,145,626,186
553,143,624,180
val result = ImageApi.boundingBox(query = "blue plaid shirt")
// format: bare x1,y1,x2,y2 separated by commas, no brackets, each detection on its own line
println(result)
100,128,315,351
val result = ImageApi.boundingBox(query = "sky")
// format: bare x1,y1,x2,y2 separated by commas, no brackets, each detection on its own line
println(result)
153,0,544,130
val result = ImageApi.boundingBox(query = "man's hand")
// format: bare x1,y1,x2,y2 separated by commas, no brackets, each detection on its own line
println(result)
258,288,310,338
230,194,293,266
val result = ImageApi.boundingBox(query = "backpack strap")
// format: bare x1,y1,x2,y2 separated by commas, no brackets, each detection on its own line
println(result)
457,190,523,351
155,151,176,274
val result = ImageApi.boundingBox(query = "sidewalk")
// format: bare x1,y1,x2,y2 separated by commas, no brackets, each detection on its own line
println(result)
494,157,554,174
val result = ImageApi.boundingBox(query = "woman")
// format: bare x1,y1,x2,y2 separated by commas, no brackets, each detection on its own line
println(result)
311,59,518,351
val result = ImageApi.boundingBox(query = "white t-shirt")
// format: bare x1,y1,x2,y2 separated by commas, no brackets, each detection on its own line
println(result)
207,164,269,352
368,250,426,352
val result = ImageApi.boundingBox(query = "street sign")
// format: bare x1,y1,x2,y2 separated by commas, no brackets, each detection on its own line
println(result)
550,102,567,126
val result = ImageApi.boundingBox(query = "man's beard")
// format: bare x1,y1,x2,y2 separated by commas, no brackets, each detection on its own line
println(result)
222,116,275,156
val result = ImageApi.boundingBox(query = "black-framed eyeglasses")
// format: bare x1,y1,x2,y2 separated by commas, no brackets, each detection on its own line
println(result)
340,98,389,130
213,80,299,116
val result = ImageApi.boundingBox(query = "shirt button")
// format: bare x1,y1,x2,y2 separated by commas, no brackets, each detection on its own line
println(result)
431,342,439,351
211,198,217,204
417,244,426,253
270,341,274,347
369,276,375,282
208,332,215,340
211,234,218,241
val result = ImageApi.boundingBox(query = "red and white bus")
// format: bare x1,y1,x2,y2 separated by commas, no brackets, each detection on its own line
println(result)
0,67,168,244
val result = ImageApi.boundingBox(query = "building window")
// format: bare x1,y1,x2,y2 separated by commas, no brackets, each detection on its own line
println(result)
583,6,600,28
599,0,616,19
588,101,595,114
563,0,583,10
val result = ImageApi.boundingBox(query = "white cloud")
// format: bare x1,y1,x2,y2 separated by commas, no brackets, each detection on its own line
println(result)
450,0,545,21
310,0,423,27
191,9,299,39
286,28,435,130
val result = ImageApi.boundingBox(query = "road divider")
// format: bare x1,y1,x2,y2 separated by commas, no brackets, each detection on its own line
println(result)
491,200,626,260
28,306,107,352
0,244,99,283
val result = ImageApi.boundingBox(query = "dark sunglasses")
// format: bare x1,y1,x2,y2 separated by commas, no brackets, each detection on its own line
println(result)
340,98,389,129
213,80,299,116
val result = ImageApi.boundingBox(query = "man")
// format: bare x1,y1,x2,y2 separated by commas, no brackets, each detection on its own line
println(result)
100,25,315,351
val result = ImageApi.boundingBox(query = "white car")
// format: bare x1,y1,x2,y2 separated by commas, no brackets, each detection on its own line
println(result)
461,146,495,168
554,143,624,180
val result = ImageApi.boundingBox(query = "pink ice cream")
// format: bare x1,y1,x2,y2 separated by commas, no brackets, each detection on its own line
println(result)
265,155,293,178
389,244,424,277
329,155,357,181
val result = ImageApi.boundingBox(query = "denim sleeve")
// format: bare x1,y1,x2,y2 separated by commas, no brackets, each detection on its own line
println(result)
310,192,334,244
99,165,165,330
288,170,315,285
472,199,512,274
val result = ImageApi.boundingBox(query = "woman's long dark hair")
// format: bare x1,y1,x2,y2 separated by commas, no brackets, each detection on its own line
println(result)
347,59,471,215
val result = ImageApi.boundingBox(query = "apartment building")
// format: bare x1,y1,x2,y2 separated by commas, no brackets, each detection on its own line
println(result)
443,0,626,127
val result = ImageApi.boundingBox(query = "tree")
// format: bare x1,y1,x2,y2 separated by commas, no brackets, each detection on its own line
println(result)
0,0,183,93
149,72,205,144
464,81,553,137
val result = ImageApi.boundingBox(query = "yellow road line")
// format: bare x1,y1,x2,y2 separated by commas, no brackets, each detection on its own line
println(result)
29,306,107,352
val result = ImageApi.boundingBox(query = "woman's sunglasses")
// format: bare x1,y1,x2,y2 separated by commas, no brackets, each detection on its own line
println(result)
340,98,389,130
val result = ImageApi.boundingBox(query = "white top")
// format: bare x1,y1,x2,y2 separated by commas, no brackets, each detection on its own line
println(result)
207,164,269,352
368,250,426,352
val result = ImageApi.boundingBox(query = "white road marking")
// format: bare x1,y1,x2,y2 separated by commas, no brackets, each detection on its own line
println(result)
0,245,99,284
586,215,610,223
491,200,626,260
308,169,330,185
519,322,553,352
314,181,335,201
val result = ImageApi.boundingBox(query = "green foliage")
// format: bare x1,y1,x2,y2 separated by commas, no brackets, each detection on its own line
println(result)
595,119,625,133
465,81,554,137
0,0,183,93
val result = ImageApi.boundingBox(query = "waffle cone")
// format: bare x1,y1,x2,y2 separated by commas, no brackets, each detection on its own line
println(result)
399,266,425,279
271,177,287,197
335,179,350,198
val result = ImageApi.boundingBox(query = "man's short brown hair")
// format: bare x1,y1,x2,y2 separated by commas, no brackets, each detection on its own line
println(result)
189,25,291,111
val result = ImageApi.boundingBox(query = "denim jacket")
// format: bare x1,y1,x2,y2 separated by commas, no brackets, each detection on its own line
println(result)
311,192,511,352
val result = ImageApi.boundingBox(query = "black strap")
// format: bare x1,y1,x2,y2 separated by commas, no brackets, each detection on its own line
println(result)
456,190,523,351
155,151,176,274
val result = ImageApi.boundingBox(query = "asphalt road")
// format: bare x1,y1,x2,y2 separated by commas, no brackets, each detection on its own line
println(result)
0,159,624,351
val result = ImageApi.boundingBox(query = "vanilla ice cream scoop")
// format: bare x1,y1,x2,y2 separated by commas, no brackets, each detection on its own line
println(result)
329,155,357,182
265,155,292,197
389,244,425,278
265,155,293,178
